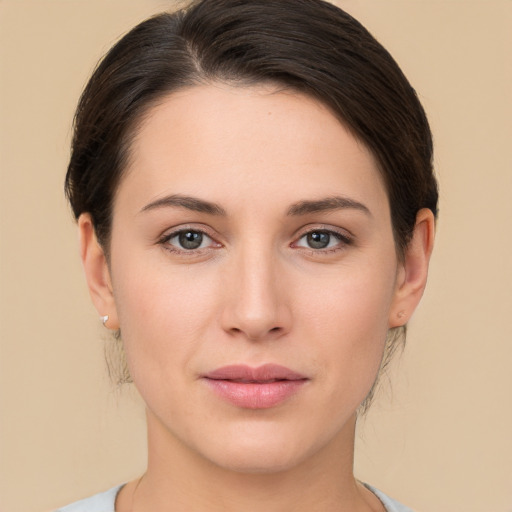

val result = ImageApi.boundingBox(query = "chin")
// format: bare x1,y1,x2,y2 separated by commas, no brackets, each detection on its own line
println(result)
209,445,308,475
194,422,328,475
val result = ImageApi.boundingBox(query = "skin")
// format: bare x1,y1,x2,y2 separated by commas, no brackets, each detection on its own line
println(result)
79,84,435,511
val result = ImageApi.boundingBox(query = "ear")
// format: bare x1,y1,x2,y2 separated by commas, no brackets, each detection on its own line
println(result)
78,213,119,330
389,208,435,328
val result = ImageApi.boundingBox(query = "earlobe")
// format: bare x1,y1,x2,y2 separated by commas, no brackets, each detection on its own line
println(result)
389,208,435,328
78,213,120,330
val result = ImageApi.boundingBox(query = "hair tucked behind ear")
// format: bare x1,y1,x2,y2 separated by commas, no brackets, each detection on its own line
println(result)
104,331,132,387
66,0,438,406
65,0,437,254
359,326,406,415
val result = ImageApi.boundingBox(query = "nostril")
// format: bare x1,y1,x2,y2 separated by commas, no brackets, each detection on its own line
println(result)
227,325,284,341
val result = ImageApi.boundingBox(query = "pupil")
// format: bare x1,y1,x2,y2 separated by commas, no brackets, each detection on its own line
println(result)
307,231,330,249
179,231,203,249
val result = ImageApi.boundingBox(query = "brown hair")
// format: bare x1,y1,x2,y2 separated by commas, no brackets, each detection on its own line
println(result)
65,0,438,406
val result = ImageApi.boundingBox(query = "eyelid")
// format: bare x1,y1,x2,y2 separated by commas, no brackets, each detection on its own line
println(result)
291,225,354,252
293,224,353,242
158,224,223,253
156,223,353,256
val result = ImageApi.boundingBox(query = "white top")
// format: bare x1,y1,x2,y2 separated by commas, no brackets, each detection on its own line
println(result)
55,483,415,512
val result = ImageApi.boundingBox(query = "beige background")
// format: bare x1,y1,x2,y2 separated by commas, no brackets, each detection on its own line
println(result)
0,1,510,511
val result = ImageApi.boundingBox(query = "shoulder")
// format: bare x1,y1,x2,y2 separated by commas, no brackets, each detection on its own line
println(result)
54,482,415,512
54,485,124,512
364,483,417,512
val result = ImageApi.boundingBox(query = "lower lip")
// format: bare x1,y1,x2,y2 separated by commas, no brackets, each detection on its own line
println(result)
204,379,307,409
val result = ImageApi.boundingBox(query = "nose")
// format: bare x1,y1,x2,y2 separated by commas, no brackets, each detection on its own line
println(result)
220,245,292,342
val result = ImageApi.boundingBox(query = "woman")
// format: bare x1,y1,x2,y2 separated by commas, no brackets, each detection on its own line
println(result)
58,0,437,510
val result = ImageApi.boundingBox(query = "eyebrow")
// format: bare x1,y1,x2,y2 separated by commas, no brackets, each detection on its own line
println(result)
140,194,226,216
140,193,370,218
287,196,372,217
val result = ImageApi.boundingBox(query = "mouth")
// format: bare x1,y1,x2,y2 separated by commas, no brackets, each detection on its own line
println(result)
202,364,309,409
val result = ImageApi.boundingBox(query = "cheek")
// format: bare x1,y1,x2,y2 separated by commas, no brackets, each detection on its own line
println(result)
296,262,396,397
109,252,222,379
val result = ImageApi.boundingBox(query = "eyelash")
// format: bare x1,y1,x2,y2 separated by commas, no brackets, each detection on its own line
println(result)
158,226,220,256
292,227,353,255
158,226,353,256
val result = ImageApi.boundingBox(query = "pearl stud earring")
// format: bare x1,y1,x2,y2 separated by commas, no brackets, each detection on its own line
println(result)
101,315,109,325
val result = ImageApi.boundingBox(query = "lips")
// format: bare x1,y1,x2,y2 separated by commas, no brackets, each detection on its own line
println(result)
202,364,308,409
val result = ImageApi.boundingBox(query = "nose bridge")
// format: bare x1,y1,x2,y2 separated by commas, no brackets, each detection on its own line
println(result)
223,238,289,340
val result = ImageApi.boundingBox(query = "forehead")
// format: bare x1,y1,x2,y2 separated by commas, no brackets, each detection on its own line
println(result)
118,83,388,215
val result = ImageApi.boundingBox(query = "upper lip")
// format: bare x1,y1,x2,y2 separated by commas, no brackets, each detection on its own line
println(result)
204,364,307,383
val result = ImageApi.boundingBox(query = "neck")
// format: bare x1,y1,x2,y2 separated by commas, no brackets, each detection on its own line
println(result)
118,410,382,512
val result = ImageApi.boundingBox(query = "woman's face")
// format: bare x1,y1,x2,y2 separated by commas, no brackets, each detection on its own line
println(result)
97,84,407,472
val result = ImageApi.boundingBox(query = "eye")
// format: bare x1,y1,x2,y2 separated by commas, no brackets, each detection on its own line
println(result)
294,229,351,251
161,229,218,251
